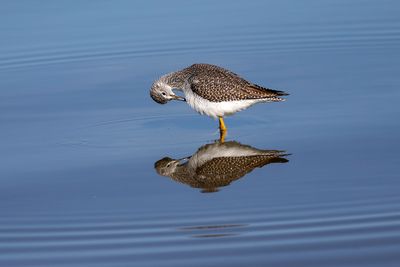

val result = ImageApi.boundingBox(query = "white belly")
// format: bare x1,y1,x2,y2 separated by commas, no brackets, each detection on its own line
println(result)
183,87,264,119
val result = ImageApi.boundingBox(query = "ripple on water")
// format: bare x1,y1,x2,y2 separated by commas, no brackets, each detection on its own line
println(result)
1,198,400,266
1,20,400,71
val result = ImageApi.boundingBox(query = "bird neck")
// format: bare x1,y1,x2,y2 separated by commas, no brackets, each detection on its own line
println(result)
160,70,187,89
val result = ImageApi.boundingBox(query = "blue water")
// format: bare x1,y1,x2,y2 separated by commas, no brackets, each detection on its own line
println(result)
1,1,400,266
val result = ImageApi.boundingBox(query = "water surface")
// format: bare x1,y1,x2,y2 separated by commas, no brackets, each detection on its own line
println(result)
1,0,400,266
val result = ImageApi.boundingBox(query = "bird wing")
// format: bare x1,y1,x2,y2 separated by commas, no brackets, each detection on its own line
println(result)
186,64,287,102
195,155,288,182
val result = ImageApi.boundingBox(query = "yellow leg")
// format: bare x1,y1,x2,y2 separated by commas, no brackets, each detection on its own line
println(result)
219,117,227,132
219,117,227,143
219,129,226,143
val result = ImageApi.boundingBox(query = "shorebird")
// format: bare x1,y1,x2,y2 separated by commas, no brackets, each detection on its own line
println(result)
150,63,288,141
155,141,289,193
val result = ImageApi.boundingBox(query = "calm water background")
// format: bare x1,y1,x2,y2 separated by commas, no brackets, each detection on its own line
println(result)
1,0,400,266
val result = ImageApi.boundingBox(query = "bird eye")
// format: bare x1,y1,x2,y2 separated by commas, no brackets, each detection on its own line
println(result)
161,92,166,96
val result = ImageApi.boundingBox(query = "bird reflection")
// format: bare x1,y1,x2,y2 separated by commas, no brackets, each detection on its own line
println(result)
154,141,289,193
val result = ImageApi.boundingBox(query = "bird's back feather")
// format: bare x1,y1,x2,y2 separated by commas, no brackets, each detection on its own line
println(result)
182,64,288,102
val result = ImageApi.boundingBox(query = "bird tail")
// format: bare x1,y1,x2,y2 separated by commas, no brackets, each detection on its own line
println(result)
266,88,289,96
248,84,289,102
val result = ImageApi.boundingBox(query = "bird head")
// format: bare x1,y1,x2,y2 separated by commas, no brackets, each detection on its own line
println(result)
150,80,185,104
154,157,180,176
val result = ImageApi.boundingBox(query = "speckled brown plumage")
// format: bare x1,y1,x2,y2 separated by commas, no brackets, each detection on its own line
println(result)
167,63,288,102
196,155,287,180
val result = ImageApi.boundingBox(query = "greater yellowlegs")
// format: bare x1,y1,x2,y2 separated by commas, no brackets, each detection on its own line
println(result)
150,63,288,141
155,141,289,193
